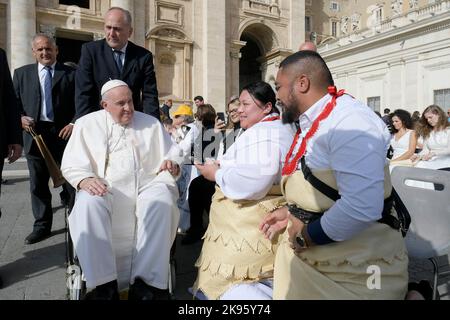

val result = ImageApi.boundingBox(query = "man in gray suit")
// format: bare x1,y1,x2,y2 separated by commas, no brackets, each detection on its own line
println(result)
13,34,76,245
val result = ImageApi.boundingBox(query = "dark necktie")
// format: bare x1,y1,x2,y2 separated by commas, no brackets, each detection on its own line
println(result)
113,50,124,74
44,66,54,121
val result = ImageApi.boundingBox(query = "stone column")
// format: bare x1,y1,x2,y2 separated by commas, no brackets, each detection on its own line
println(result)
202,0,226,111
8,0,36,71
133,1,146,47
110,0,135,42
290,0,305,50
388,59,404,109
230,40,246,99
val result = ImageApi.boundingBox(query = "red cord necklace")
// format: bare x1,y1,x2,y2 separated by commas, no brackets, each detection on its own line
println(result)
282,86,345,176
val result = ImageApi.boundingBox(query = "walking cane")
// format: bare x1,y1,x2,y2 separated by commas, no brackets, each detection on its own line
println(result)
28,127,66,188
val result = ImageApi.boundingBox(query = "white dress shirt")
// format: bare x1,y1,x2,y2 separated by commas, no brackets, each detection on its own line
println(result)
112,43,128,67
293,94,391,241
215,114,295,200
38,62,56,122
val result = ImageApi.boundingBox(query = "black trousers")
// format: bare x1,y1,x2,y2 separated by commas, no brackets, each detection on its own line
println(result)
187,175,216,234
26,122,73,232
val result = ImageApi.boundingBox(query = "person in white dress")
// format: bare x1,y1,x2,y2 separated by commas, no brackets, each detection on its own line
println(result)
411,105,450,170
192,81,295,300
389,109,417,171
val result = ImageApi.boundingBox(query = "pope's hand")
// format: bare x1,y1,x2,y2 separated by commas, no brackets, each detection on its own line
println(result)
79,177,108,197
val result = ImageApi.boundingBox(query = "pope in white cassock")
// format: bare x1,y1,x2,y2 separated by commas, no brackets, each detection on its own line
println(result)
61,80,182,300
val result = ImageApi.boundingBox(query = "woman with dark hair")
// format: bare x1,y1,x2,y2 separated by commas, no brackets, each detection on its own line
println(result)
389,109,417,167
182,99,241,245
411,105,450,170
191,81,294,300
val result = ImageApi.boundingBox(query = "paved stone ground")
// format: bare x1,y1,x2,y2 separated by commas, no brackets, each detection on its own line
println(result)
1,158,449,300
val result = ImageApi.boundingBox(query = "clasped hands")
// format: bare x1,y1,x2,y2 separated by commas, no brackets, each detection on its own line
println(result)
79,160,180,196
259,206,308,254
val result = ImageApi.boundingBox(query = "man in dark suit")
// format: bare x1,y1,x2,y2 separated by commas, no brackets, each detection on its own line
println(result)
0,48,23,288
75,7,160,120
13,34,76,244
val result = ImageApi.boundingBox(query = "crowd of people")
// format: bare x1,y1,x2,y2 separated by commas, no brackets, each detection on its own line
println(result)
0,6,449,300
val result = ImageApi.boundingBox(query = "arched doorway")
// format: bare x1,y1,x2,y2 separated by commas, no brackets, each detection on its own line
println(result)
239,23,278,92
239,35,262,91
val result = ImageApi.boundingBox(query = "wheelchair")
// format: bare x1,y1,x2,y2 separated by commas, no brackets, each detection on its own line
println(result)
64,199,177,300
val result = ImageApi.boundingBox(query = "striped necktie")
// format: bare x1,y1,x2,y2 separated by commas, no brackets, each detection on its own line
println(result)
113,50,124,74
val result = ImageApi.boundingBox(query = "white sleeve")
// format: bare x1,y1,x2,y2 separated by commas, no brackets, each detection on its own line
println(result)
215,127,284,200
61,121,97,189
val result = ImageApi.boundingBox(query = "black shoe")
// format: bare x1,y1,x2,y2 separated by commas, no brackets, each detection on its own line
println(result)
181,230,204,246
24,229,51,245
128,278,170,300
84,280,119,300
408,280,434,300
418,280,434,300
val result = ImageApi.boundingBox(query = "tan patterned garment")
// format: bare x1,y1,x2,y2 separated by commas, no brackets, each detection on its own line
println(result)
193,185,286,300
274,167,409,300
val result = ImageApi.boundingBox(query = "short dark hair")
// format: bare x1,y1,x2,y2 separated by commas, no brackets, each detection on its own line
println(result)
384,108,390,114
240,81,278,115
194,96,204,102
196,104,216,127
279,50,334,87
391,109,413,131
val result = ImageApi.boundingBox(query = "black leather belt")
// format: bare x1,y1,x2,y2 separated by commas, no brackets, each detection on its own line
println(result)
287,204,323,224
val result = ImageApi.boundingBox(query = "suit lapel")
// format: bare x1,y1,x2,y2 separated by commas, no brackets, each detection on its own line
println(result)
103,40,120,79
52,63,64,88
32,64,42,119
121,42,137,80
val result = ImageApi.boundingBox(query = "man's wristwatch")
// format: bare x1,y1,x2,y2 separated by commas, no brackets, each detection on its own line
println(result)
295,229,308,249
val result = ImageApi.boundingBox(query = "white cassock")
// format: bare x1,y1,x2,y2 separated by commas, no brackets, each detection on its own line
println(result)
61,110,182,291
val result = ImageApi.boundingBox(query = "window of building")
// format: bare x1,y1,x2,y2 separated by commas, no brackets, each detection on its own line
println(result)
331,21,338,37
306,0,313,5
305,16,312,32
434,88,450,109
59,0,90,9
367,96,381,112
375,7,383,24
330,1,340,12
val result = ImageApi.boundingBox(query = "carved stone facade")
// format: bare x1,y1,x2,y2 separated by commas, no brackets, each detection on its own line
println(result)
0,0,305,111
319,0,450,112
307,0,450,112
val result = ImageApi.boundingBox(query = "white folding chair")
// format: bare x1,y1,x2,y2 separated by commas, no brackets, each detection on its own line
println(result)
391,166,450,299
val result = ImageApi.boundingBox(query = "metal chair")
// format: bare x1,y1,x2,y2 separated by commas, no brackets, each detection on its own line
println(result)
391,166,450,299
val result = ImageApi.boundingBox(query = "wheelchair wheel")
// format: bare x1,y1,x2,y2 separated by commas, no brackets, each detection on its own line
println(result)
65,206,86,300
168,258,177,298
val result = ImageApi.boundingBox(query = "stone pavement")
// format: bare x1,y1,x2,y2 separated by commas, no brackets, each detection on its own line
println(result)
0,158,449,300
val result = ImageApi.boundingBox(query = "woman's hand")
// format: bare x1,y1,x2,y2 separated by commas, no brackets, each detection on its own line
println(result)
214,116,226,134
422,152,434,161
410,154,420,162
195,160,220,182
259,207,289,240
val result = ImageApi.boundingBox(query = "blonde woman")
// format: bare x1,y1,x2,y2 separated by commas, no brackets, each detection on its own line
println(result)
411,105,450,170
